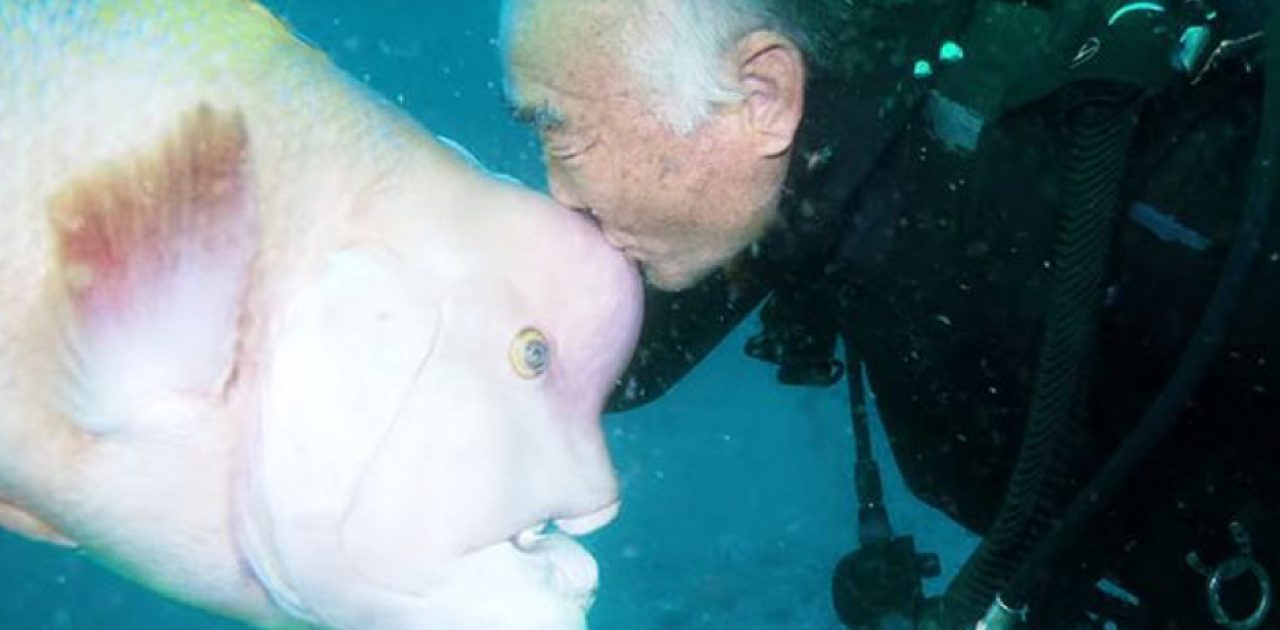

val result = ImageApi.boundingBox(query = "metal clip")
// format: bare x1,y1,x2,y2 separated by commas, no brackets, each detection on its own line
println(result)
1191,32,1264,85
1185,522,1274,629
1070,37,1103,70
974,595,1028,630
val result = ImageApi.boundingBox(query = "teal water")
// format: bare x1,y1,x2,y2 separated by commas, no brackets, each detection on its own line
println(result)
0,2,978,628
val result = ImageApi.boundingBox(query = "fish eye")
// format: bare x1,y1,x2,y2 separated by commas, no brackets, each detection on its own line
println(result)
510,327,551,379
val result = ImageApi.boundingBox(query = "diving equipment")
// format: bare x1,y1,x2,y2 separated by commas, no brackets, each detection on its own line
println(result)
984,0,1277,624
1186,522,1274,630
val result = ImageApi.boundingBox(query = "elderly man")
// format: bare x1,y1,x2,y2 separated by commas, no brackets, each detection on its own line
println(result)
503,0,1278,628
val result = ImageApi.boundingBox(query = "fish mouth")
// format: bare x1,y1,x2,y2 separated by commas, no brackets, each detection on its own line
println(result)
511,501,621,551
498,501,620,612
556,501,620,535
235,495,622,627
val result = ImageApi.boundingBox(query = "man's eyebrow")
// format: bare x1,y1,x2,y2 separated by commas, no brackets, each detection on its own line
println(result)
508,100,568,132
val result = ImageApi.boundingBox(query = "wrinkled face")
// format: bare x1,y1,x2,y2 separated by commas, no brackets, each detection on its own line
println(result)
237,172,643,629
504,1,785,291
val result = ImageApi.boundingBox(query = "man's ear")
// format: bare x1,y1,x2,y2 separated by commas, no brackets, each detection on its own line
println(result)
733,31,806,158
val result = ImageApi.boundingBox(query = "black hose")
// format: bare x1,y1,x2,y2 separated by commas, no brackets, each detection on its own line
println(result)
937,86,1141,627
1002,4,1280,612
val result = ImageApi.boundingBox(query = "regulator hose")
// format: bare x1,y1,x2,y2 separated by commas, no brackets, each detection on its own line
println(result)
937,85,1142,628
1000,4,1279,614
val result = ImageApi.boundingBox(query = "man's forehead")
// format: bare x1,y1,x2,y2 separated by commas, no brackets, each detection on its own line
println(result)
506,0,627,67
504,0,643,121
509,55,615,104
508,35,628,106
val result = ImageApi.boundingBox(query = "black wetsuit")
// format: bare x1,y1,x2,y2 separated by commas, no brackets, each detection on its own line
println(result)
608,0,1277,626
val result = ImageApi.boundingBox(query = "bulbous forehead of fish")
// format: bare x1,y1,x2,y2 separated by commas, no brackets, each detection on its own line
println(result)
361,180,642,401
396,184,640,349
467,190,643,379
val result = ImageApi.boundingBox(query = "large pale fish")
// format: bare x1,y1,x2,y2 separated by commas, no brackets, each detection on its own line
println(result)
0,1,643,628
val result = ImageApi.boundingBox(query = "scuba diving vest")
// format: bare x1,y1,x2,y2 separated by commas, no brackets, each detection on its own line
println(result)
751,0,1261,386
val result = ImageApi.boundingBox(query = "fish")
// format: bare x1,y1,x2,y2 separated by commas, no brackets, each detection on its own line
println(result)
0,1,643,628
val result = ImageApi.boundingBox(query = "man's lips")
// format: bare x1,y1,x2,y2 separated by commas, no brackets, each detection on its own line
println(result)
602,234,641,262
600,229,626,250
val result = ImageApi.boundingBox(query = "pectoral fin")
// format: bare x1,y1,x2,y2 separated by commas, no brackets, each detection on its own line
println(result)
47,104,258,434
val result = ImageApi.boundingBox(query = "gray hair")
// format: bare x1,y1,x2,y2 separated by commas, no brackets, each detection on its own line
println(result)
501,0,804,135
625,0,803,134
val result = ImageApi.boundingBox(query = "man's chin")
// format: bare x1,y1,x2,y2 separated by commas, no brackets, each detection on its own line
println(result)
639,260,714,293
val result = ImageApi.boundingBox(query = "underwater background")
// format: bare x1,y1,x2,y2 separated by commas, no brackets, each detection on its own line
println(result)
0,1,979,628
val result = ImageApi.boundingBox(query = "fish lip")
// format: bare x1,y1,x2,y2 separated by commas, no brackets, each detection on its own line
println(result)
552,500,620,536
510,500,622,552
508,525,607,611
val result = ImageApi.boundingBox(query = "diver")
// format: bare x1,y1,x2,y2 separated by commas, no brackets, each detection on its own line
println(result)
500,0,1278,627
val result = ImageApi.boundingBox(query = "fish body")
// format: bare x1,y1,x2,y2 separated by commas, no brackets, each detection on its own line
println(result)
0,2,643,628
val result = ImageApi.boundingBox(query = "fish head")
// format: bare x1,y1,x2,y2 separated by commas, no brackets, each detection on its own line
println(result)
237,164,643,629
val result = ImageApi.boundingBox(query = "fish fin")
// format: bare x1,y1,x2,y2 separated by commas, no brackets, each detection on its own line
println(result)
47,104,258,434
0,500,77,548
